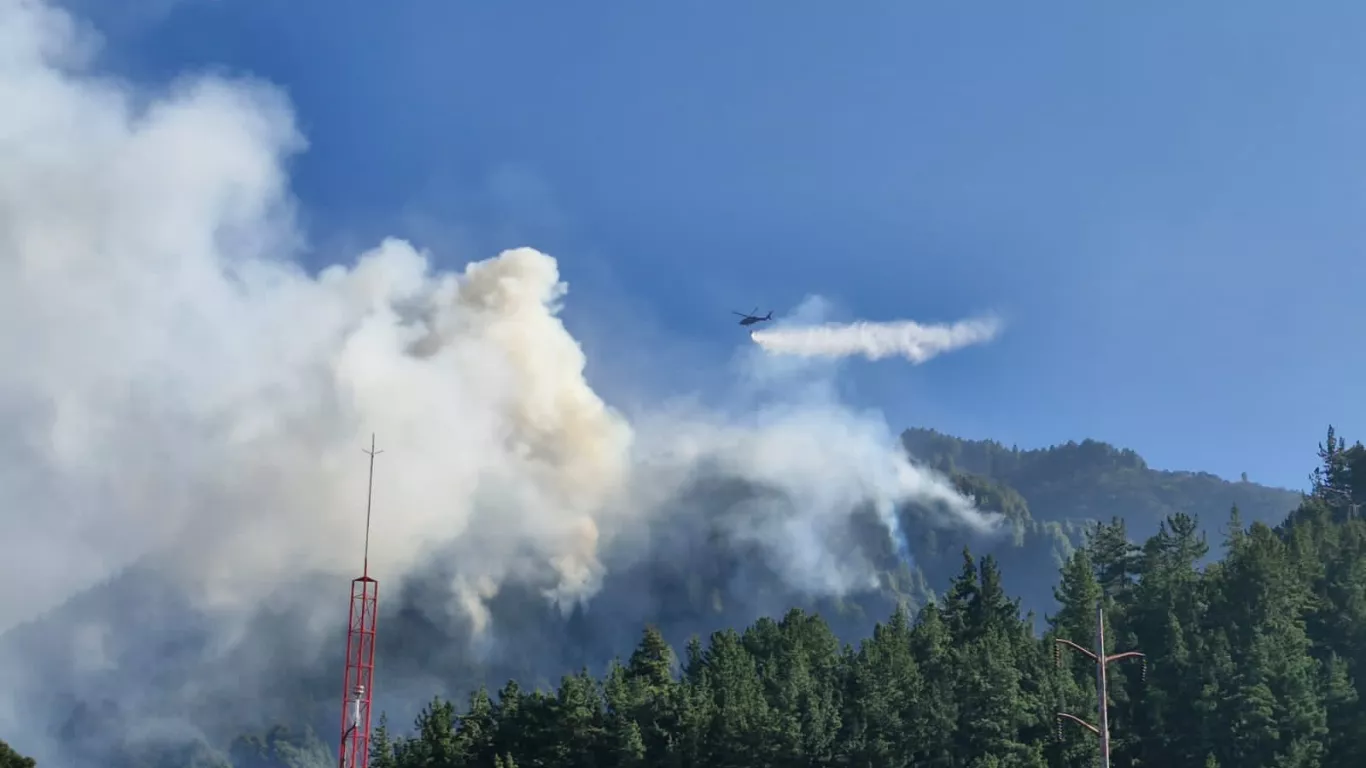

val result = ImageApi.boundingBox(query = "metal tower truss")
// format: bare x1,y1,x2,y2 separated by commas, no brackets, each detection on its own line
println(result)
338,435,383,768
339,574,378,768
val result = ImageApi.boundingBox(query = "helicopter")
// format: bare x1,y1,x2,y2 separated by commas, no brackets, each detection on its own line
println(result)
732,308,774,326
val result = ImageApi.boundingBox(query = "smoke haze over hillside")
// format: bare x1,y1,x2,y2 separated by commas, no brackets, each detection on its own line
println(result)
0,1,1002,762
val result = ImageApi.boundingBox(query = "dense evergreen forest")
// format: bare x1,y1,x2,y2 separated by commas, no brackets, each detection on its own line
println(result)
2,428,1358,767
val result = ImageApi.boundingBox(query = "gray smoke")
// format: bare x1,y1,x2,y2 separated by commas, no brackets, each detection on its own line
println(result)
0,0,1002,762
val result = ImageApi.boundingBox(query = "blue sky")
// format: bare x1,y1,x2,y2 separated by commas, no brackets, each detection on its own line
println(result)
68,0,1366,491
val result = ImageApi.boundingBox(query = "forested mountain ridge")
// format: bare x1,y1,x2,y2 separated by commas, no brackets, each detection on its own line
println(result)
892,428,1305,629
1,427,1349,767
902,426,1304,538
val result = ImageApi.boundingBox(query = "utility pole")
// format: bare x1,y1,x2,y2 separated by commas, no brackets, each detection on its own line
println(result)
1054,598,1145,768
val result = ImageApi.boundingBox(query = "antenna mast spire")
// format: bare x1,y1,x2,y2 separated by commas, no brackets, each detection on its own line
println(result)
362,434,383,578
339,434,383,768
1054,598,1146,768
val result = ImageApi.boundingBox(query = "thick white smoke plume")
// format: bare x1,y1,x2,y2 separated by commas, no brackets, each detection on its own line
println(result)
0,0,999,653
751,316,1003,362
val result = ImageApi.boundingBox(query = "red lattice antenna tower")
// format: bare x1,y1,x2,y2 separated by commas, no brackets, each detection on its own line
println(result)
338,434,383,768
1053,598,1145,768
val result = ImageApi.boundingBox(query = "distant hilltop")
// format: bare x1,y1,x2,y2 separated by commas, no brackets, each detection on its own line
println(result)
900,426,1303,535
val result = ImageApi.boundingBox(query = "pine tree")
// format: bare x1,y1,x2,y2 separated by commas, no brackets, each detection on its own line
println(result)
610,718,646,767
0,739,36,768
403,696,460,766
1088,517,1140,602
1312,425,1352,515
369,713,398,768
627,625,676,691
909,603,958,766
943,547,981,643
840,607,922,767
698,629,772,768
1047,549,1101,768
454,685,497,762
973,555,1021,636
1320,651,1366,765
552,670,607,766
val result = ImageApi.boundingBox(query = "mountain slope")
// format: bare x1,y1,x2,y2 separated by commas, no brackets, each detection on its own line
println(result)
0,427,1311,767
901,427,1303,538
895,428,1304,615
